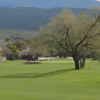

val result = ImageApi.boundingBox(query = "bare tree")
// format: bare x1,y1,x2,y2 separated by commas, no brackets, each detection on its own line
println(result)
39,9,100,69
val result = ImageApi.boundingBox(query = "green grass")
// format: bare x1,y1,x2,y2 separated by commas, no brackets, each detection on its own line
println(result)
0,59,100,100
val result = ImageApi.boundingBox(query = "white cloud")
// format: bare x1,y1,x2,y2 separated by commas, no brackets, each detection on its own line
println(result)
96,0,100,1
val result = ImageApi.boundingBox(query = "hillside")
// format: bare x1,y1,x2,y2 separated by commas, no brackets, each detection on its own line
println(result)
0,30,37,46
0,7,89,30
0,7,90,45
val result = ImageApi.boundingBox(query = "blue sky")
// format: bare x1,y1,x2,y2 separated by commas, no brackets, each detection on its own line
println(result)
0,0,100,8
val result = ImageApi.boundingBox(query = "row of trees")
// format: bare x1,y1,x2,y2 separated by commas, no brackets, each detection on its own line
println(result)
0,38,26,60
0,37,58,60
0,30,36,43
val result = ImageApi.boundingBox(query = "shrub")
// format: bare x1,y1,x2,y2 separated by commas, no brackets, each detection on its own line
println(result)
0,53,3,58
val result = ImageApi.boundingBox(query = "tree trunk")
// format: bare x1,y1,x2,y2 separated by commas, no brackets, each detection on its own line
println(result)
50,51,53,57
73,54,80,69
80,57,85,68
80,51,86,68
13,53,15,60
35,54,38,60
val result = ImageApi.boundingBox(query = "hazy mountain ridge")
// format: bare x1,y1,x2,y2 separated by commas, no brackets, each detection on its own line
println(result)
0,7,89,30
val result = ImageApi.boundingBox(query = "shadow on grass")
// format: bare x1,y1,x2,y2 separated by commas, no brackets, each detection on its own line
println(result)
0,69,75,79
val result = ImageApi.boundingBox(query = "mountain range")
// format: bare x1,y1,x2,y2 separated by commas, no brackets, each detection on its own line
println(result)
0,7,89,30
0,0,99,42
0,0,100,8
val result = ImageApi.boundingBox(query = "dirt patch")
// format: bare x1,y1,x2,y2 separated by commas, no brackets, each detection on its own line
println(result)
21,62,41,64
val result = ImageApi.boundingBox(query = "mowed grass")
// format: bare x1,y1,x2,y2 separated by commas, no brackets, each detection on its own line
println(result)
0,59,100,100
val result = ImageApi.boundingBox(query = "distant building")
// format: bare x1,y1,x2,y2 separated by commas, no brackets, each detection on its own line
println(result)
20,48,34,60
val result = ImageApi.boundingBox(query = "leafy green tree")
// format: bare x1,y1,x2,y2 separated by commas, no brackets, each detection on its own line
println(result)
27,37,47,59
8,45,20,60
0,53,3,62
39,9,100,69
13,40,26,51
93,50,100,66
5,37,11,44
55,48,70,58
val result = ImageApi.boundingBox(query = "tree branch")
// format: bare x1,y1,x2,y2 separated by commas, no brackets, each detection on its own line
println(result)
75,19,98,53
